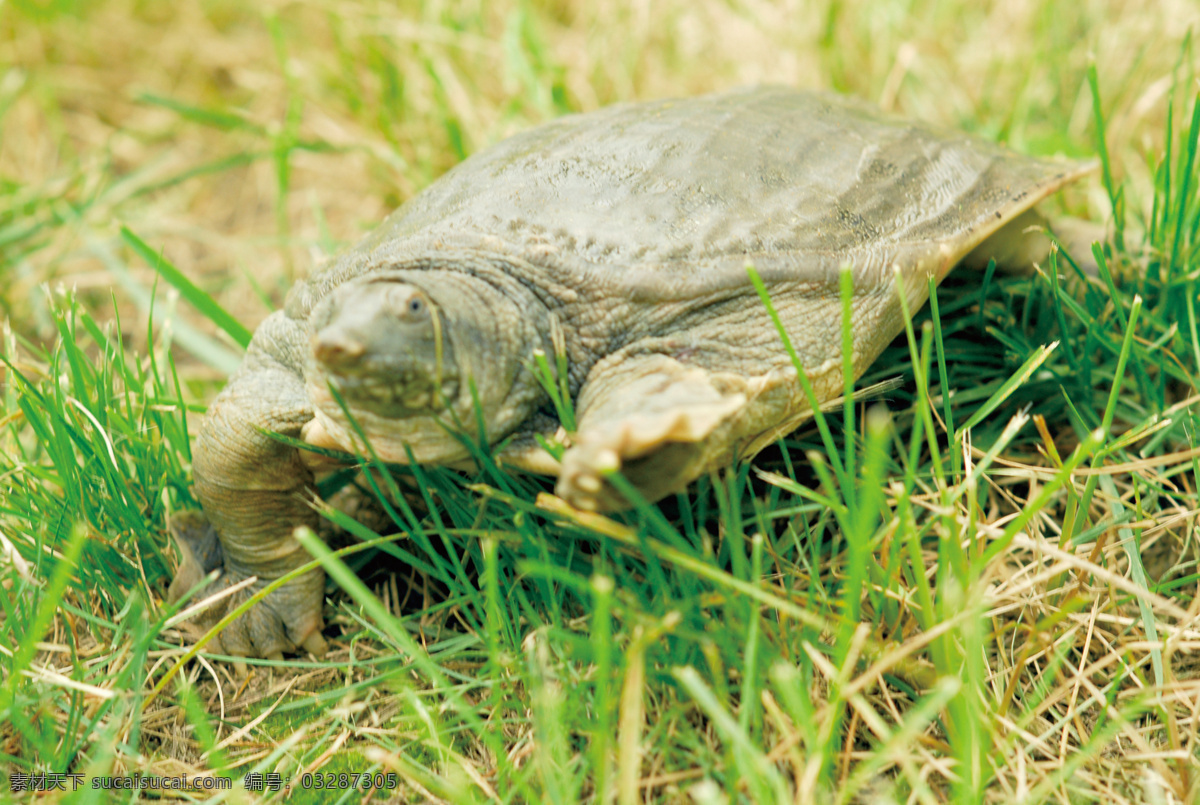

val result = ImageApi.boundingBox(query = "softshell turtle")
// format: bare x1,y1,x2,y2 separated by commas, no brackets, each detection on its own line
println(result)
171,87,1092,660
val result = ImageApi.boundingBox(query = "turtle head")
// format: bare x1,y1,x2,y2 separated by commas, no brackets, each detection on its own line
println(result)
311,280,457,415
305,267,549,463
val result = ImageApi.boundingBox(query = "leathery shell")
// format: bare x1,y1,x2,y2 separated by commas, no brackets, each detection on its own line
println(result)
292,86,1089,313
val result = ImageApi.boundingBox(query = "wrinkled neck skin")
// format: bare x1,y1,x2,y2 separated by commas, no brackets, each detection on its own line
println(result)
304,257,553,465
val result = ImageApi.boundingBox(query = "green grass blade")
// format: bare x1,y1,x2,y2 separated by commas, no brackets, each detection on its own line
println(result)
120,226,254,349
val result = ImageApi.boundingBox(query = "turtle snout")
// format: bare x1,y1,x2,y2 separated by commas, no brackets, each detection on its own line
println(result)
313,327,367,369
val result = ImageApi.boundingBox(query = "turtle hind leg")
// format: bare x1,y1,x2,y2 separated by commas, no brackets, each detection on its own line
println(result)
555,350,747,511
1049,215,1109,277
962,209,1105,276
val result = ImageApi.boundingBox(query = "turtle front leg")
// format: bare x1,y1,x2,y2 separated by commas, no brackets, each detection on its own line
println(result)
171,313,328,661
556,350,747,510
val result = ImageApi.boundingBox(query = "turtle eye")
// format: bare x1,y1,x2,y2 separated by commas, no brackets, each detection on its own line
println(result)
388,286,431,320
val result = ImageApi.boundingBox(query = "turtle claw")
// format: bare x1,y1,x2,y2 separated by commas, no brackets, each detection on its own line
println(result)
301,632,329,658
204,633,226,656
557,441,623,511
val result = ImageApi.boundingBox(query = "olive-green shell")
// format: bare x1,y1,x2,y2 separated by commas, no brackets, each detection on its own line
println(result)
300,86,1086,307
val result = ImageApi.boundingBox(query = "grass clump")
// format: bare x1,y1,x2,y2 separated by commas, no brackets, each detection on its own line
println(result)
3,1,1200,803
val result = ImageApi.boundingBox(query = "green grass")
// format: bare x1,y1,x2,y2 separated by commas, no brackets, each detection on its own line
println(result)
3,1,1200,803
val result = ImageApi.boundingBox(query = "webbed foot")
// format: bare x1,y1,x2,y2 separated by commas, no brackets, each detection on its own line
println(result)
555,356,745,510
